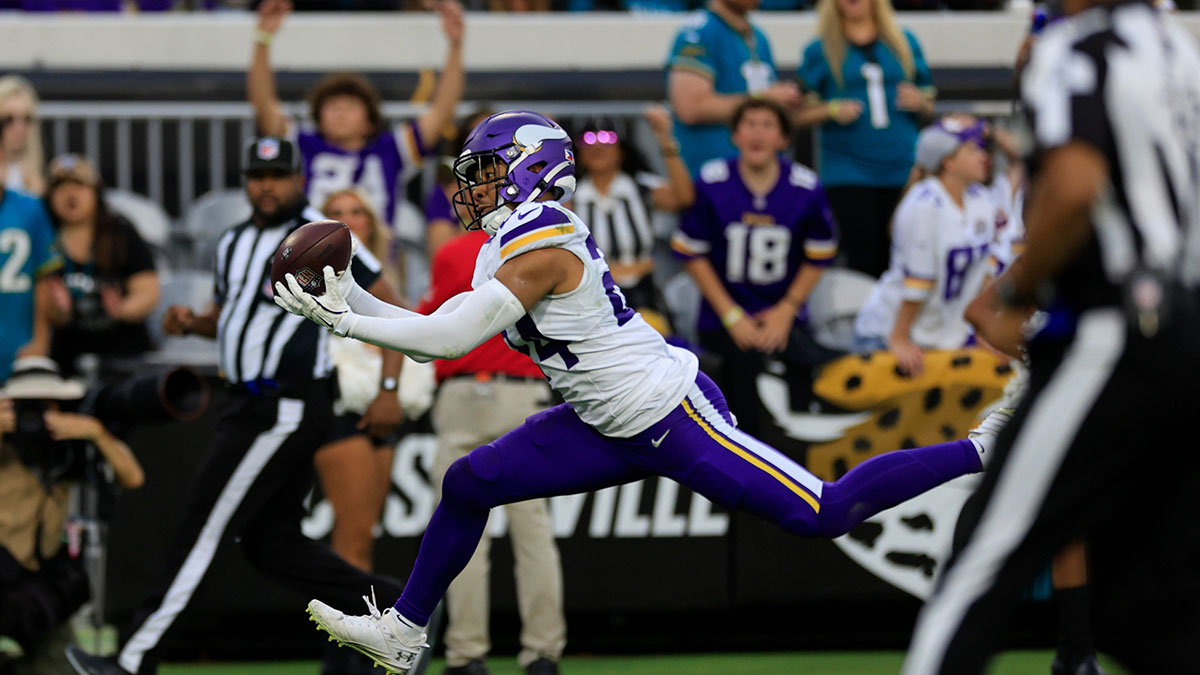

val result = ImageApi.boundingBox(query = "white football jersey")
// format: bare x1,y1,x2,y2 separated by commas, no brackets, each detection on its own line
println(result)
986,174,1026,274
855,177,997,349
472,201,699,438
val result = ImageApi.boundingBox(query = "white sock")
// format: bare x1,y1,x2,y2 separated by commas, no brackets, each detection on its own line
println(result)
386,610,428,641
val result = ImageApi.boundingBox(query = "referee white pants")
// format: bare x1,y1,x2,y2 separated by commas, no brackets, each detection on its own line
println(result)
903,308,1200,674
431,376,567,669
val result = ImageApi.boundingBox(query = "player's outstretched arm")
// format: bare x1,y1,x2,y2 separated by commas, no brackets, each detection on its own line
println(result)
276,268,523,361
335,261,468,321
275,247,575,360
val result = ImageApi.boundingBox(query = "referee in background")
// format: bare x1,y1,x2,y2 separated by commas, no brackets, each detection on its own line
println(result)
903,1,1200,673
67,138,405,675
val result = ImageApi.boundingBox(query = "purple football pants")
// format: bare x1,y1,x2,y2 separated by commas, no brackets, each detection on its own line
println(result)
394,372,981,625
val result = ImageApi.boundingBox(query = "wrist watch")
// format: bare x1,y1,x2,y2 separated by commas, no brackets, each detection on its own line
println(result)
380,377,398,392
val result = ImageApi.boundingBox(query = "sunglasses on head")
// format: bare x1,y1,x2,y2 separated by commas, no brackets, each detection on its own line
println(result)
581,130,619,146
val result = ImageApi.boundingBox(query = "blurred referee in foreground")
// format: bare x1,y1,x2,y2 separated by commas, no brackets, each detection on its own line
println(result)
903,0,1200,673
67,138,405,675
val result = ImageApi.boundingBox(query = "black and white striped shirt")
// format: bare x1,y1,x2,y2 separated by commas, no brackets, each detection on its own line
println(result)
573,172,663,269
212,204,381,386
1021,0,1200,310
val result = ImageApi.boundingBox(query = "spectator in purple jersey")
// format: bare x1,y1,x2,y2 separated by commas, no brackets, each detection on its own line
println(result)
18,0,171,9
425,177,458,258
427,110,494,259
672,98,841,436
248,0,465,233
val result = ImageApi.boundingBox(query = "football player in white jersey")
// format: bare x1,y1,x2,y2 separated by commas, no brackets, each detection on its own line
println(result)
274,111,997,673
854,121,996,376
947,114,1026,278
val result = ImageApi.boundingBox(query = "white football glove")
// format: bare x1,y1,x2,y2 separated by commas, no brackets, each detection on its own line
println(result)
274,266,355,337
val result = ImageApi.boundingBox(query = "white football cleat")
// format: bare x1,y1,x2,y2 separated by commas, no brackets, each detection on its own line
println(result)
968,406,1013,466
307,589,428,674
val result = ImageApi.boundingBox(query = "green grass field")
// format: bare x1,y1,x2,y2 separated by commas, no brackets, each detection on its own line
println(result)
158,651,1128,674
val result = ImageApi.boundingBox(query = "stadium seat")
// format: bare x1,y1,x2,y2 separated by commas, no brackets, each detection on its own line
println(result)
805,267,877,352
182,190,252,268
144,269,220,366
392,197,426,247
662,271,700,345
106,188,172,249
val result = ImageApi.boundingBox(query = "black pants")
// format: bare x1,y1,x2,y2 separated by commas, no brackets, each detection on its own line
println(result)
905,307,1200,674
115,382,403,675
825,185,905,279
699,325,842,439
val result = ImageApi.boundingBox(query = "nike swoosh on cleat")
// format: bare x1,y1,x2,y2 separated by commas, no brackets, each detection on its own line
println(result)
651,430,670,447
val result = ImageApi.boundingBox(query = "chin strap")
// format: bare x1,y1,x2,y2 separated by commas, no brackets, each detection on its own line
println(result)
481,205,513,235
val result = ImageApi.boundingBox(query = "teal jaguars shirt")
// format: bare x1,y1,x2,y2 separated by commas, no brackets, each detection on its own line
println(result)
667,9,778,176
798,31,932,188
0,189,61,381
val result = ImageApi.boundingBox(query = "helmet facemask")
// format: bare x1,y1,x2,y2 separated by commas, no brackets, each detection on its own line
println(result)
451,148,513,233
452,149,564,235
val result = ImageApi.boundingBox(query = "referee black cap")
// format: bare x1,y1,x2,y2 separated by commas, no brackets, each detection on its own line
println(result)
244,137,301,176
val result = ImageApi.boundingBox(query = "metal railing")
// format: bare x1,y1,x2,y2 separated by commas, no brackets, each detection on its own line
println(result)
37,100,672,217
37,98,1014,223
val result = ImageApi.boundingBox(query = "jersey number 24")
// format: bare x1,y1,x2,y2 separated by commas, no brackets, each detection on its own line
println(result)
510,235,635,369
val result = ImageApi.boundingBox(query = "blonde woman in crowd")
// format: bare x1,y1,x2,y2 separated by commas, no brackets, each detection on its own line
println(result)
314,187,404,582
0,76,45,196
795,0,935,279
324,187,402,295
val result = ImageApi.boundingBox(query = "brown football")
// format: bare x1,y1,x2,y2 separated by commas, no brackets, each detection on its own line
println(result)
270,220,352,298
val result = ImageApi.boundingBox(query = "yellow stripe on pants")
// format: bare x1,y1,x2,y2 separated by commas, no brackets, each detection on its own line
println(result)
680,399,820,514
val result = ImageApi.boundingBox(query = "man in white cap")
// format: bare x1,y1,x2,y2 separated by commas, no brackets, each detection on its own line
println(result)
0,356,143,673
852,121,995,375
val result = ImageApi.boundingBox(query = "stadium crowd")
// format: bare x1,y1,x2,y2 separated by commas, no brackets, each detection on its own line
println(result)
5,0,1190,672
0,0,1014,13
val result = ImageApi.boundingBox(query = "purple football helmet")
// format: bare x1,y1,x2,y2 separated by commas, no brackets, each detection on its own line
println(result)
452,111,577,234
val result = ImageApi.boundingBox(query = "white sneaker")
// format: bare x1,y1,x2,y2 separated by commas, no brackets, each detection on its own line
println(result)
306,589,428,674
968,407,1013,466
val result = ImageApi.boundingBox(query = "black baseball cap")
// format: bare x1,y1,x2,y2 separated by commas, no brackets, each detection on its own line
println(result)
243,137,301,175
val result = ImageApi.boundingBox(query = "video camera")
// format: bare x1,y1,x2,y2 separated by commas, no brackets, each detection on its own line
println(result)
85,366,210,427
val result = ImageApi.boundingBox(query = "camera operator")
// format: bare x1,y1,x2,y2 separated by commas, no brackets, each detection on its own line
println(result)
0,357,142,674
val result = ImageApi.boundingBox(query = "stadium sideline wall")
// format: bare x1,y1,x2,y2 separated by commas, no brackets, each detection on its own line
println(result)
4,11,1199,72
